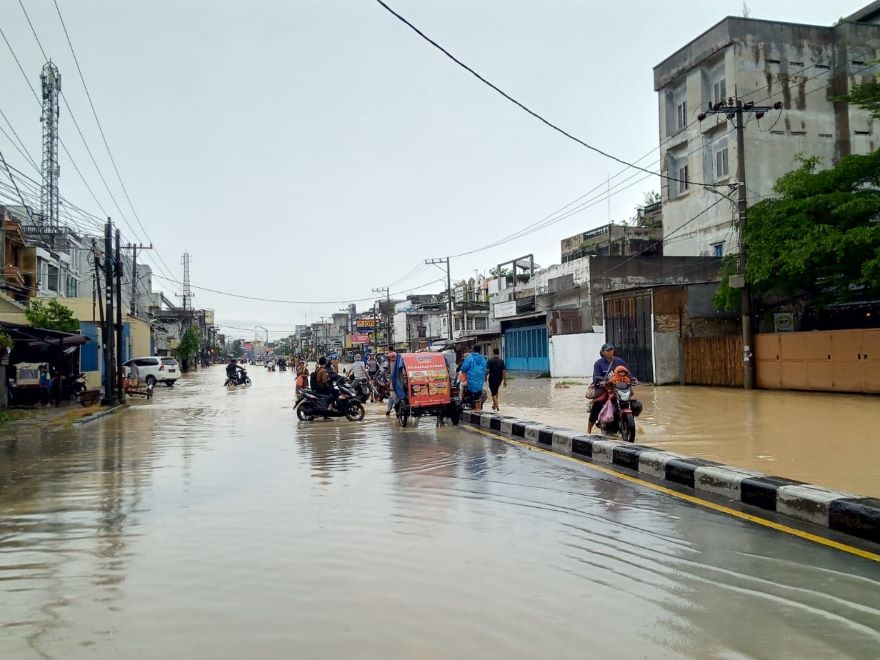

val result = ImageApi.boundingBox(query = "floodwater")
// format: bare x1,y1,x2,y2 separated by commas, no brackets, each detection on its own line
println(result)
0,367,879,659
498,377,880,498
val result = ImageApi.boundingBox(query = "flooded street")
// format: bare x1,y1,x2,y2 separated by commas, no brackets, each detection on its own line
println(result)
500,378,880,498
1,367,879,659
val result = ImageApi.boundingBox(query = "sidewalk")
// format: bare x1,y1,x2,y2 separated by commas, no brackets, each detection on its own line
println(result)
493,375,880,498
1,403,104,435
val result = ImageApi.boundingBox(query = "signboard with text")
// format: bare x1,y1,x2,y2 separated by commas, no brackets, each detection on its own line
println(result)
356,318,378,333
350,333,370,344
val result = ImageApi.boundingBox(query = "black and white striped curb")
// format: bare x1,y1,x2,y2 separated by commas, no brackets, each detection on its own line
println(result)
461,410,880,546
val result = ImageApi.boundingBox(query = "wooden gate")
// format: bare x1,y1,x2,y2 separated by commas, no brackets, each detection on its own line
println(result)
684,335,743,387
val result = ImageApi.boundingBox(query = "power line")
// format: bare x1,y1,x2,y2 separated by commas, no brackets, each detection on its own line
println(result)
374,0,711,188
2,9,180,291
150,274,447,305
51,0,179,283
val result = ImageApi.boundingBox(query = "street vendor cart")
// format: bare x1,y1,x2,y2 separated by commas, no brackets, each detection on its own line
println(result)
392,352,461,427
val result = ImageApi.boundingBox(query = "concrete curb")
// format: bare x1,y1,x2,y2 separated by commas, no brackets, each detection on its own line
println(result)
461,410,880,545
72,403,125,427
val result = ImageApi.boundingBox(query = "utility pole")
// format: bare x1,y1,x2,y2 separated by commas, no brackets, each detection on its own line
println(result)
372,287,391,347
122,242,152,316
700,97,782,390
426,257,452,341
101,220,117,405
115,228,124,402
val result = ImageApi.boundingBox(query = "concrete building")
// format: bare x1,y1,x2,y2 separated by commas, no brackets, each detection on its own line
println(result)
491,255,722,378
561,202,663,263
655,5,880,257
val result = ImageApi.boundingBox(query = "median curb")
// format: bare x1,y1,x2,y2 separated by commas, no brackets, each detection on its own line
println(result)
461,410,880,546
72,403,125,427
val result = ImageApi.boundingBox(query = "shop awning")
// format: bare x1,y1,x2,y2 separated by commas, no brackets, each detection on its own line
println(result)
0,321,90,348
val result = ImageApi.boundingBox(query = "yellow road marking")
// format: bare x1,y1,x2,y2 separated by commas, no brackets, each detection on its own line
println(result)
463,425,880,563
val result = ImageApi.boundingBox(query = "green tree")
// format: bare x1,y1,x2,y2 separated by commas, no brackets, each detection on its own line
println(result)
715,150,880,309
838,79,880,118
24,299,79,332
231,340,244,358
175,323,201,371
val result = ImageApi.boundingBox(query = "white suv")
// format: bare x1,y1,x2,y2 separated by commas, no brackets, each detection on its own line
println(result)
123,356,181,387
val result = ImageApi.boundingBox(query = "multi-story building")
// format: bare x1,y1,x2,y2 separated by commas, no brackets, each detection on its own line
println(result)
655,5,880,257
560,204,663,264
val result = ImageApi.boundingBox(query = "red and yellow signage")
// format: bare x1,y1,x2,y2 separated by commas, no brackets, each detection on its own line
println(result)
401,353,451,407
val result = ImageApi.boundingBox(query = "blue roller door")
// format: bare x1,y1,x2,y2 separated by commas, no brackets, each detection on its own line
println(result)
503,325,549,372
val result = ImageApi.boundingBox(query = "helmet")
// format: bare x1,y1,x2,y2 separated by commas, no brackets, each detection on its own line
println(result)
600,343,614,354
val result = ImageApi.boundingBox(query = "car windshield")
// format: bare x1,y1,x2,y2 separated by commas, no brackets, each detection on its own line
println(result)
161,358,178,365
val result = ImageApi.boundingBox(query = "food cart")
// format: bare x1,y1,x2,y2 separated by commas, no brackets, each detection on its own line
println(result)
392,352,461,427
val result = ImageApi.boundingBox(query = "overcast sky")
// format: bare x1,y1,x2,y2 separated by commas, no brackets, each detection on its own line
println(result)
0,0,860,340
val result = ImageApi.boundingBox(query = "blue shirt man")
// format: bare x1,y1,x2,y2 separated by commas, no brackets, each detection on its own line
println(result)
460,348,487,394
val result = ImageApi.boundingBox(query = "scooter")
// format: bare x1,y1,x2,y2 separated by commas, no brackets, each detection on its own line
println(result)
225,369,252,388
595,380,642,442
295,380,365,421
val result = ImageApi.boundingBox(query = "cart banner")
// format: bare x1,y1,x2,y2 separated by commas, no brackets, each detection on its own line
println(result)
350,333,370,344
401,353,451,406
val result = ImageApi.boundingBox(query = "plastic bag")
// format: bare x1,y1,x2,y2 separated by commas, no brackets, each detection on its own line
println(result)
598,399,615,424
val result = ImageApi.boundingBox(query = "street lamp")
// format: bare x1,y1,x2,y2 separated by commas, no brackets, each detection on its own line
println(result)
254,326,268,343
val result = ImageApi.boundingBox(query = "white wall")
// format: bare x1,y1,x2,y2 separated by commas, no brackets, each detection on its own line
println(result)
549,331,606,378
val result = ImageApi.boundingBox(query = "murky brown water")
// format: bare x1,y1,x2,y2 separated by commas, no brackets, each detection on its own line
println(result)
498,377,880,498
1,367,879,659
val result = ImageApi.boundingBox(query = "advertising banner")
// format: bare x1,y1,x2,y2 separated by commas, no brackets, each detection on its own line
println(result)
350,333,370,344
401,353,451,407
356,318,378,333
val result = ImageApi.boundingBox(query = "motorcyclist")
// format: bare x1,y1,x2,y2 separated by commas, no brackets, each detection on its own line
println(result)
587,343,631,434
226,358,245,384
312,357,337,411
459,346,487,411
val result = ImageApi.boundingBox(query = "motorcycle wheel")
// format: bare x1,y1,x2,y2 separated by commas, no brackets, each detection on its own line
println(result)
297,406,314,422
345,402,365,422
620,414,636,443
245,377,252,386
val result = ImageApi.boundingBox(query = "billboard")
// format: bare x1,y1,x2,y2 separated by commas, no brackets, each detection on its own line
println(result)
350,333,370,344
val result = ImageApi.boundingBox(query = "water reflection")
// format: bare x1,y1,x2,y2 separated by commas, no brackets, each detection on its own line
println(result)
0,367,877,659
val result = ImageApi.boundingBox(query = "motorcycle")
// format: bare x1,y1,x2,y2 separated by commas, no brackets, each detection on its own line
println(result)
595,380,642,442
295,380,365,422
278,361,288,372
266,360,277,372
51,371,87,401
453,378,486,410
225,369,252,388
346,377,373,404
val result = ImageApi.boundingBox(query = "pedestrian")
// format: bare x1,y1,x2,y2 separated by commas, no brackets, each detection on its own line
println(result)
459,345,487,411
366,353,379,381
295,364,309,397
486,347,507,411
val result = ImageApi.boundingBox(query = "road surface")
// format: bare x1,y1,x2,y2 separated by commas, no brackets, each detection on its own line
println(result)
0,367,878,659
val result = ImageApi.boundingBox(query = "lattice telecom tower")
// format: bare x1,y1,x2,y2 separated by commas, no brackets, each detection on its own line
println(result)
40,61,61,230
181,252,192,311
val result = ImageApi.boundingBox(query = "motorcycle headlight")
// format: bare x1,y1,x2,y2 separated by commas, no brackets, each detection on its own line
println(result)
616,385,632,401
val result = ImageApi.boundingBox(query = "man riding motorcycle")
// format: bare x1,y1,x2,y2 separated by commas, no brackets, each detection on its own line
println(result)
587,343,632,434
226,359,246,385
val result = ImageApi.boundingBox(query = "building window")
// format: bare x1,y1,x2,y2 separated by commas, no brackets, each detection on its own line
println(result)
474,316,488,331
677,100,687,129
678,165,689,194
713,79,726,106
66,275,77,298
46,264,59,292
712,242,724,257
454,317,462,331
715,146,729,178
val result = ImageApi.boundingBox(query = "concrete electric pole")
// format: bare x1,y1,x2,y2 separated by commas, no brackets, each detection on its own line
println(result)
699,97,782,390
426,257,452,341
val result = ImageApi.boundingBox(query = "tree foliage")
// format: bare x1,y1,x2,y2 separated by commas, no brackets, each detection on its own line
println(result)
838,78,880,119
721,150,880,308
24,299,79,332
231,340,244,358
175,324,201,363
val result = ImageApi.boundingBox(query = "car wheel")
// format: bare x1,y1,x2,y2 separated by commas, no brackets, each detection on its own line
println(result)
145,375,157,386
165,381,175,387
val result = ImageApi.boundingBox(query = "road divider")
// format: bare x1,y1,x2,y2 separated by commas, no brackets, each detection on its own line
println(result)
460,410,880,547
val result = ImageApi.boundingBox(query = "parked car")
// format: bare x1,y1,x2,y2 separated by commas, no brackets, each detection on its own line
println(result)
123,356,181,387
